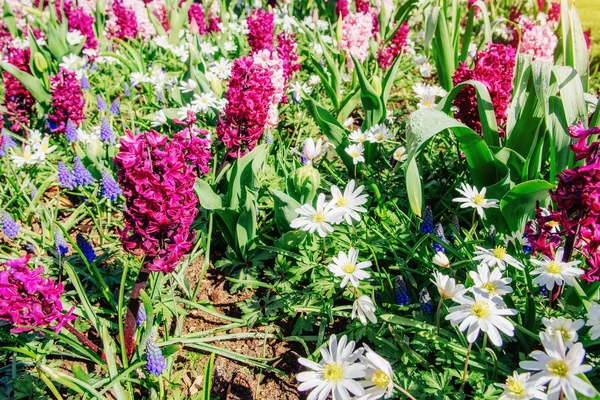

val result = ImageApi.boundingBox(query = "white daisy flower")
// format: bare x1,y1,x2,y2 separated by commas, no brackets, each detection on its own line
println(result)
59,53,84,72
199,42,218,56
210,58,233,80
297,335,366,400
470,264,513,298
153,35,172,50
530,248,583,290
414,55,427,65
432,252,450,268
453,183,499,218
358,345,394,399
11,145,40,167
177,104,199,120
446,288,517,346
308,74,321,86
191,92,218,112
330,180,368,225
223,41,238,53
431,272,466,300
345,143,365,165
366,124,393,143
179,79,197,93
585,302,600,340
32,136,57,161
352,296,377,325
349,130,367,143
66,30,84,46
151,110,167,127
130,72,150,87
473,245,523,271
392,146,408,162
496,371,547,400
328,247,371,288
419,62,433,78
290,193,343,237
301,137,323,165
542,317,585,349
520,332,594,400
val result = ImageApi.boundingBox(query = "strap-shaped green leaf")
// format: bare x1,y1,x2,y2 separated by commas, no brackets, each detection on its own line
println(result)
500,180,554,232
0,60,50,104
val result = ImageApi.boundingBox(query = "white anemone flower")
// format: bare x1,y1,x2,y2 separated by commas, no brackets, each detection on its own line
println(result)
520,332,594,400
328,247,371,288
210,58,233,80
151,110,167,127
452,183,499,218
66,30,84,46
297,334,366,400
446,288,517,346
179,79,197,93
431,272,466,300
432,252,450,268
290,193,343,237
352,296,377,325
11,145,40,167
357,345,394,399
366,124,393,143
330,180,368,225
542,317,585,349
470,264,513,297
496,371,547,400
32,136,57,161
585,302,600,340
345,143,365,165
473,245,524,270
301,137,323,165
349,130,367,143
392,147,408,163
191,92,218,112
530,248,583,290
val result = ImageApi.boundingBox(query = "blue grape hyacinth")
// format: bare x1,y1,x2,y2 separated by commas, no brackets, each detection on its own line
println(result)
137,304,147,326
97,95,106,111
54,229,69,256
449,215,460,243
65,119,79,142
394,276,410,306
110,98,120,116
100,117,114,143
419,288,433,313
145,336,167,376
123,82,130,97
100,170,122,201
76,233,96,263
73,157,94,186
433,223,447,253
58,162,77,190
80,73,90,90
420,206,433,234
1,212,20,239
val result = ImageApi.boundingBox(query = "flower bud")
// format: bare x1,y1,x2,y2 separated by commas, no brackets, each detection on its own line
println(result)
289,165,320,204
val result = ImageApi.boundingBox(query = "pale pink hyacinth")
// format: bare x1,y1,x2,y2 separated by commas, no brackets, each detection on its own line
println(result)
123,0,158,39
0,0,33,29
520,24,558,61
339,12,373,69
253,50,286,129
77,0,97,15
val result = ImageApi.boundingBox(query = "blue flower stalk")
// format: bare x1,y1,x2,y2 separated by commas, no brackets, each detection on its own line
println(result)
433,223,447,253
97,95,106,111
58,162,77,190
80,73,90,90
419,288,433,313
2,212,20,239
123,82,131,97
137,304,147,326
100,170,122,201
420,206,433,234
394,276,410,306
54,229,69,257
145,336,167,376
65,119,79,142
0,133,16,157
76,233,96,263
110,98,120,116
73,157,94,186
100,117,114,143
450,215,460,243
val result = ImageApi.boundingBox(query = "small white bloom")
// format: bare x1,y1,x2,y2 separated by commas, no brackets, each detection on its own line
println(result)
179,79,198,93
66,30,84,46
59,53,84,72
530,248,583,290
432,252,450,268
11,145,40,167
446,288,517,346
392,147,408,163
345,143,365,165
414,55,427,65
349,129,367,143
210,58,233,80
330,179,368,225
28,129,42,145
474,245,523,271
153,35,172,50
151,110,168,127
453,183,499,219
470,264,513,297
358,345,394,399
419,62,433,78
223,41,238,53
366,124,393,143
290,193,344,237
191,92,218,112
200,42,218,56
171,45,189,62
301,137,323,165
177,104,199,120
431,272,466,300
496,371,547,400
32,136,57,160
542,317,585,349
308,74,321,86
328,247,371,288
130,72,150,87
352,296,377,325
520,332,594,400
585,302,600,340
297,335,366,400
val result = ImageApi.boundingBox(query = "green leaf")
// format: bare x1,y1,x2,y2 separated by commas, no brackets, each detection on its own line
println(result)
235,192,258,260
214,208,240,251
406,158,422,217
547,96,571,181
194,179,222,210
566,4,589,91
351,55,384,129
226,144,268,210
0,60,50,104
270,189,301,234
202,353,216,400
500,180,554,232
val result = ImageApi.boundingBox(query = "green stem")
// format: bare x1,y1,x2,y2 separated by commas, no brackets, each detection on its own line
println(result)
460,342,473,391
436,298,443,336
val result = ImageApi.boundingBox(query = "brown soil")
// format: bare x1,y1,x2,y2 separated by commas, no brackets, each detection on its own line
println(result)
180,259,303,400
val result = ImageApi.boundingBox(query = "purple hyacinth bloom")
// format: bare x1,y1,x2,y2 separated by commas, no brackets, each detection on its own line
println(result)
73,157,94,186
110,98,120,116
30,188,37,199
137,304,147,326
419,288,433,313
58,162,76,190
76,233,96,263
0,133,16,157
80,73,90,89
433,222,447,253
100,117,114,143
65,120,79,143
145,337,167,376
123,82,130,97
1,212,20,239
100,170,122,201
54,229,69,256
394,276,410,306
420,206,434,234
97,95,106,111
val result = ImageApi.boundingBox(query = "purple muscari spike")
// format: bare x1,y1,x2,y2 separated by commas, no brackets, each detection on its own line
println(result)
73,157,94,186
433,223,447,253
0,133,16,157
100,117,114,143
65,119,79,143
123,82,130,97
80,73,90,90
58,162,76,190
419,288,433,313
1,212,20,239
100,170,122,201
97,95,106,111
450,215,460,243
109,98,120,116
54,229,69,256
76,233,96,263
420,206,434,234
394,276,410,306
145,336,167,376
30,188,37,199
137,304,147,326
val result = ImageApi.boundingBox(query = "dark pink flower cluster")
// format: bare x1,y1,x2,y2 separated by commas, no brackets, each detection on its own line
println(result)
0,23,12,52
355,0,370,13
48,68,85,134
336,0,349,18
526,123,600,281
3,47,35,132
452,43,516,137
216,56,275,157
114,129,201,273
247,9,274,53
547,2,560,22
67,6,98,53
377,22,409,69
107,0,139,40
188,3,208,34
0,254,76,333
276,33,300,80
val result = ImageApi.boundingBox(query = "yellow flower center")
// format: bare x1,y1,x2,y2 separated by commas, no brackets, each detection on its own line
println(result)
547,359,568,376
350,151,359,157
548,221,560,228
336,197,348,207
558,329,570,342
481,282,496,294
358,136,365,142
547,261,562,274
313,211,326,223
372,369,390,388
322,363,344,382
473,193,485,205
375,133,383,141
505,376,525,394
343,263,355,274
471,300,490,318
493,246,507,260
